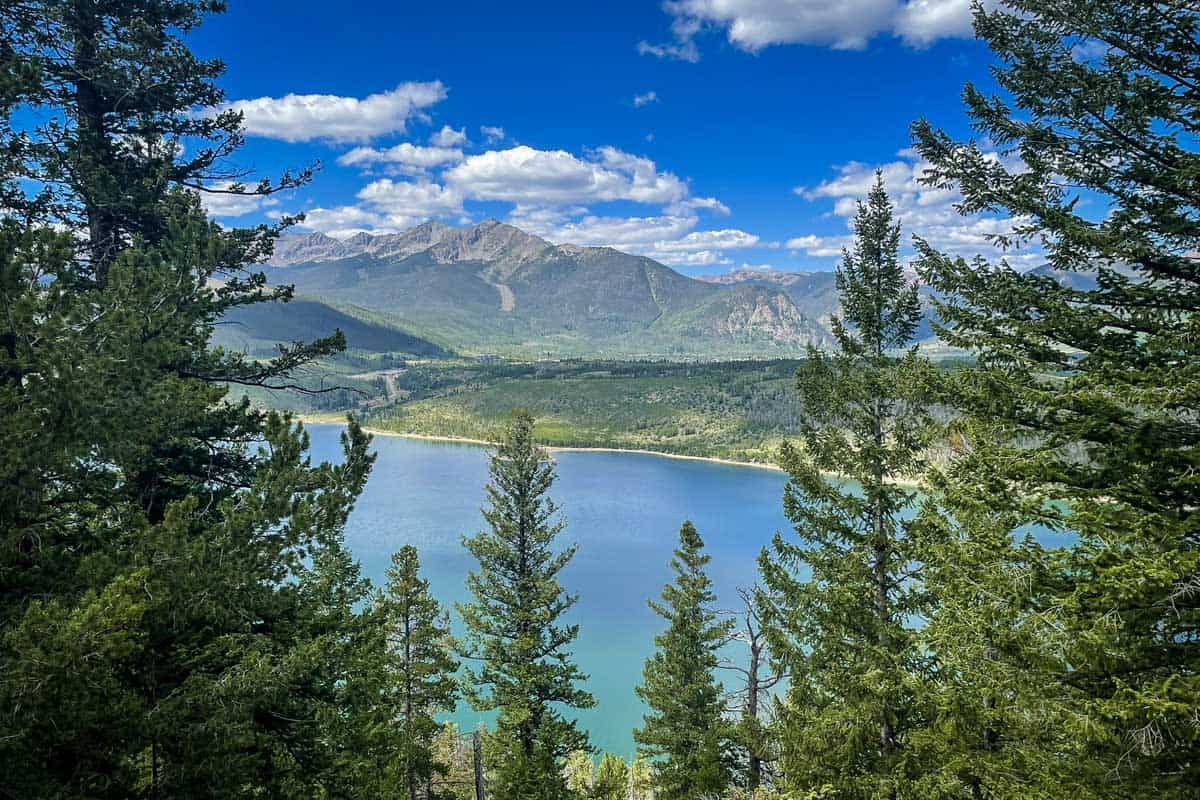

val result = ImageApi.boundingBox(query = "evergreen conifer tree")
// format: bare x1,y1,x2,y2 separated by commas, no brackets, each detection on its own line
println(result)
1,0,309,286
459,410,594,800
0,2,383,796
592,753,632,800
759,175,936,798
910,478,1096,799
380,545,460,800
635,521,733,800
911,0,1200,793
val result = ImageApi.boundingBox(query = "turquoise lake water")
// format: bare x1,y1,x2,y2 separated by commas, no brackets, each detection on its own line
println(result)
305,423,795,758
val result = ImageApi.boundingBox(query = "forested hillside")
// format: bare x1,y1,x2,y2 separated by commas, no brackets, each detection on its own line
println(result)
363,359,809,462
263,222,836,358
213,296,450,357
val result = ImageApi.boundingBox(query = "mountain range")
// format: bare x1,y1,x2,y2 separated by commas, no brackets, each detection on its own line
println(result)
242,220,840,359
213,219,1129,367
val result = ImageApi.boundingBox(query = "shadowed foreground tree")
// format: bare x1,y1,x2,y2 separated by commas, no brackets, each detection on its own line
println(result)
0,2,388,797
458,410,594,800
912,0,1200,795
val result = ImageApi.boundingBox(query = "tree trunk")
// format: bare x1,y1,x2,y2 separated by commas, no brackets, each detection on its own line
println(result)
473,727,486,800
872,399,895,757
517,512,536,760
747,636,762,790
405,600,417,800
69,1,118,285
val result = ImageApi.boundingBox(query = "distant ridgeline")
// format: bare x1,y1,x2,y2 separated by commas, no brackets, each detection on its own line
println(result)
245,220,847,360
215,222,1125,426
219,220,1113,365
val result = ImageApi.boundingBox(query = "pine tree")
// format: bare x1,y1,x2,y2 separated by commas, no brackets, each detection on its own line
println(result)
429,723,478,800
911,0,1200,794
628,755,654,800
564,750,596,797
380,545,460,800
635,521,733,800
0,2,383,796
910,475,1097,800
1,0,309,285
759,175,936,799
458,410,595,800
291,539,395,798
592,753,632,800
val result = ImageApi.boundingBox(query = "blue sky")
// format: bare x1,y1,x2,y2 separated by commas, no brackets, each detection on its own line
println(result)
189,0,1032,274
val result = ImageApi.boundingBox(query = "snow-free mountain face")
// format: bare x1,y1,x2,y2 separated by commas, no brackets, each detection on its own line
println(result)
700,268,842,329
270,221,458,265
703,266,951,347
261,221,836,358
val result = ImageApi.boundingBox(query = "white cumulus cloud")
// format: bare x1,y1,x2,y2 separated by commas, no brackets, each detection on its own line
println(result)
356,178,464,218
644,0,989,58
294,205,390,238
785,233,852,258
790,147,1041,268
633,90,660,107
637,38,701,62
894,0,978,45
510,211,695,248
444,145,688,206
655,228,762,252
291,179,466,237
508,209,762,268
430,125,468,147
671,196,731,215
638,15,702,61
217,81,447,143
481,125,506,143
337,142,464,172
197,183,280,218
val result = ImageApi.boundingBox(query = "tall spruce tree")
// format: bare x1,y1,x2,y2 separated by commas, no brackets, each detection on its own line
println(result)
0,2,385,796
635,521,733,800
380,545,460,800
910,475,1096,800
458,410,594,800
289,539,398,798
759,175,936,799
911,0,1200,794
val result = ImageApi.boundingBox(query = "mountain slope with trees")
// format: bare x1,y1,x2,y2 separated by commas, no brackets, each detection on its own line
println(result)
264,221,835,358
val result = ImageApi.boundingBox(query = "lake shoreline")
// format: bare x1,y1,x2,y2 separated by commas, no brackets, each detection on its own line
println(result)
299,416,925,488
298,415,787,473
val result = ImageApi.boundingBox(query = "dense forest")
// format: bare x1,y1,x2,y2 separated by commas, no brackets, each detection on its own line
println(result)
1,1,1197,799
363,359,813,463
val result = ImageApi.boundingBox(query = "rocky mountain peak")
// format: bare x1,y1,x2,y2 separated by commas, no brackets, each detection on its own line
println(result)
269,230,350,265
269,220,555,267
428,220,552,269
